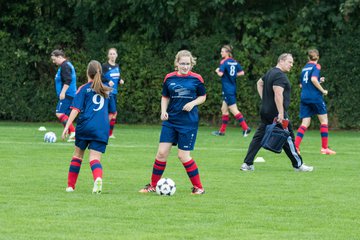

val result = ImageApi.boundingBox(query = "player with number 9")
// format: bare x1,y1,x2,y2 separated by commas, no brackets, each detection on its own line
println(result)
62,60,116,194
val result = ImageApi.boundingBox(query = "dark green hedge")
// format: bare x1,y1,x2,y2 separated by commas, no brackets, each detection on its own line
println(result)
0,0,359,129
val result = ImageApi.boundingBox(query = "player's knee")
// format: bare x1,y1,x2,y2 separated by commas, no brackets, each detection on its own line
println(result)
177,154,190,162
156,151,168,161
221,105,228,113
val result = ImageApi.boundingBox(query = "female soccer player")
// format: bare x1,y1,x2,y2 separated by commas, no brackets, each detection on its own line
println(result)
294,49,336,155
211,45,251,137
51,49,77,142
139,50,207,195
102,48,124,138
62,60,116,193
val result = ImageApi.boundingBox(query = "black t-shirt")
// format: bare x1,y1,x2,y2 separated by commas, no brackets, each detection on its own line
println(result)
260,67,291,124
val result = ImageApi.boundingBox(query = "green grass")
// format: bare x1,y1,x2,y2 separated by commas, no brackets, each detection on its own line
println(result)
0,122,359,240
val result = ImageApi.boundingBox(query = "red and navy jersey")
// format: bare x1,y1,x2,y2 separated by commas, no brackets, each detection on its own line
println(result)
219,57,244,95
102,62,121,94
71,82,116,143
300,61,323,103
162,71,206,128
55,60,77,98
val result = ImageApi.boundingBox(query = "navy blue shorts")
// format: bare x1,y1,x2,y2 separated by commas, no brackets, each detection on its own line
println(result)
75,139,107,153
56,97,73,115
109,93,117,109
159,125,198,151
300,101,327,118
222,93,237,106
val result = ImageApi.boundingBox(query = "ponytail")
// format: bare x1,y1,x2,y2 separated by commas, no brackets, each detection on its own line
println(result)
87,60,112,98
308,49,319,61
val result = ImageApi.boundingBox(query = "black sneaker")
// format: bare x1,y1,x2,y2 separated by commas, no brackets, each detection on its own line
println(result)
243,128,251,137
211,131,225,136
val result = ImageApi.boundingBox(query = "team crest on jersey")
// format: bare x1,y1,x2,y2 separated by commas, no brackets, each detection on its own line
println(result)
173,85,191,97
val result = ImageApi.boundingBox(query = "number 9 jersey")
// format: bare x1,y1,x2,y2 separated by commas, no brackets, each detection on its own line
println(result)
70,82,116,144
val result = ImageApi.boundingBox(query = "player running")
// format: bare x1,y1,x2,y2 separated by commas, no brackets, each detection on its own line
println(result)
294,49,336,155
212,45,251,137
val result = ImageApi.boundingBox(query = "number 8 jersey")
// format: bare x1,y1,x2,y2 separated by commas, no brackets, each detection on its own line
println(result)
219,57,244,95
71,81,116,143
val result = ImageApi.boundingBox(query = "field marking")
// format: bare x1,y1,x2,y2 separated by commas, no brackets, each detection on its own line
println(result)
0,141,356,154
0,140,250,151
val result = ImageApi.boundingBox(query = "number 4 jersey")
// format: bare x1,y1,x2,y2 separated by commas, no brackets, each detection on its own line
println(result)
300,61,323,103
219,57,244,95
71,81,116,143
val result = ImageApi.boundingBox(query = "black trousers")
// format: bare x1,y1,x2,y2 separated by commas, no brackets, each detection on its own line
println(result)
243,121,303,168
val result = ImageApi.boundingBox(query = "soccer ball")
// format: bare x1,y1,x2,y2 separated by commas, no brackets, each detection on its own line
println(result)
156,178,176,196
44,132,57,143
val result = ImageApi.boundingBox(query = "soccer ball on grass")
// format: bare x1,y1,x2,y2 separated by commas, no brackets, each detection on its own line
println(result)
156,178,176,196
44,132,57,143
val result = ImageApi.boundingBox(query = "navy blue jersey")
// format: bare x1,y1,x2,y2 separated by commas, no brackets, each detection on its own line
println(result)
102,62,121,94
219,57,244,95
71,82,116,144
300,61,323,103
162,71,206,128
55,61,77,97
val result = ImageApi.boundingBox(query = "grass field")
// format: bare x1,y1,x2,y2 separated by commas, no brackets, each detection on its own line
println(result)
0,122,359,240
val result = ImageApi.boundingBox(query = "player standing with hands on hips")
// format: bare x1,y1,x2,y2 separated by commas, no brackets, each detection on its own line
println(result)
51,50,77,142
212,45,251,137
102,48,124,138
294,49,336,155
240,53,313,172
62,60,116,194
139,50,207,195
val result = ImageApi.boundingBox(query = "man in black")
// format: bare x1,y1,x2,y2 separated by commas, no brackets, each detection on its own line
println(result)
241,53,313,172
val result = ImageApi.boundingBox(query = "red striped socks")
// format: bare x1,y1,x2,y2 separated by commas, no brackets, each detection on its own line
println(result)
90,159,103,181
183,159,202,189
295,125,308,148
151,159,167,187
235,113,248,130
67,157,82,189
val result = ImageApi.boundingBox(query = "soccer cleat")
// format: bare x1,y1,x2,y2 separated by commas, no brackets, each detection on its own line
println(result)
139,184,156,193
109,134,116,139
294,164,314,172
66,187,74,192
67,132,76,142
191,187,205,195
92,177,102,194
211,131,225,136
321,148,336,155
240,163,255,171
243,128,251,137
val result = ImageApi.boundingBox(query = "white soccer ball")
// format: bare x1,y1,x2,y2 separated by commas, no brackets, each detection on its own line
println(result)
44,132,57,143
156,178,176,196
